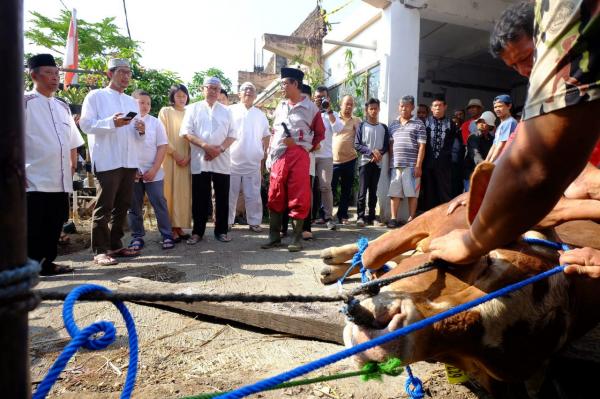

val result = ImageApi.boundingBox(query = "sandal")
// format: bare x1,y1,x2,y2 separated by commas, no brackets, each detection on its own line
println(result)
186,234,202,245
40,262,74,276
162,238,175,250
109,247,140,258
128,238,145,251
58,232,70,246
94,254,118,266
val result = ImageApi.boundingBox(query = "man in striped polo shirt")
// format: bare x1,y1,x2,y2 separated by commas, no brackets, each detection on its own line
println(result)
388,95,427,227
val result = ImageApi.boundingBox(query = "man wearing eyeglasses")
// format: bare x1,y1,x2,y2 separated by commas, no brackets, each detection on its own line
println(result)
262,67,325,252
180,76,237,244
80,58,146,266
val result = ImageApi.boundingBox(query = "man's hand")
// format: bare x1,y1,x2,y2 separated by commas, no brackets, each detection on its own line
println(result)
371,149,382,162
135,170,143,181
134,119,145,135
429,229,485,265
447,199,466,215
143,169,157,182
113,113,131,127
414,165,422,178
176,155,190,167
203,144,221,160
561,247,600,278
284,137,296,148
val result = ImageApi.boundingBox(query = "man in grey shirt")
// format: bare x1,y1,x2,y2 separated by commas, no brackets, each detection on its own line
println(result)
354,98,389,226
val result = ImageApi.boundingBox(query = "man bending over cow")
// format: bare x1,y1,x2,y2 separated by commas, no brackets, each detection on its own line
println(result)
430,0,600,279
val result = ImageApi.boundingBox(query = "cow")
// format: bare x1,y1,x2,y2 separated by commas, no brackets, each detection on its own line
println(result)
320,163,600,398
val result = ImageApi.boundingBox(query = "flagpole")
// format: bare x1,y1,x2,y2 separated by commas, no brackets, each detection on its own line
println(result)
0,0,32,397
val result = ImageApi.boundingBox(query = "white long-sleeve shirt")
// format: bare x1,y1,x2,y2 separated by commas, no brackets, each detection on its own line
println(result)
229,103,270,175
24,90,84,192
314,111,344,159
79,87,143,172
179,100,237,175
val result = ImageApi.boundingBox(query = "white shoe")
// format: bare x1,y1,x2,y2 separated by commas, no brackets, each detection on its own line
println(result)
326,220,337,230
249,225,263,233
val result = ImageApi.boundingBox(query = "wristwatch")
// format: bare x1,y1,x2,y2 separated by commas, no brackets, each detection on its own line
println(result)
220,145,226,153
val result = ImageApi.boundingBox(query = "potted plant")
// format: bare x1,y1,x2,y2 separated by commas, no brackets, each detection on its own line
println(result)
59,85,90,115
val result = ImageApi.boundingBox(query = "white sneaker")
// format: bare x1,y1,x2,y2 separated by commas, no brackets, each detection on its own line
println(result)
326,220,337,230
356,218,366,227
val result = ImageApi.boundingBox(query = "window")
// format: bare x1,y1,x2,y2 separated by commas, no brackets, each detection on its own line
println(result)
367,64,380,100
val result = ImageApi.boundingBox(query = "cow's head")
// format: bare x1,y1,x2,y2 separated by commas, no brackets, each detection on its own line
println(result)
344,163,575,392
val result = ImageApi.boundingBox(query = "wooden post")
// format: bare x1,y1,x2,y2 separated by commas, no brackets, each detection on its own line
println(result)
0,0,32,398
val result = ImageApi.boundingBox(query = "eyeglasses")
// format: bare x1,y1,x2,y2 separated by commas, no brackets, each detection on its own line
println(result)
115,68,132,76
204,85,220,92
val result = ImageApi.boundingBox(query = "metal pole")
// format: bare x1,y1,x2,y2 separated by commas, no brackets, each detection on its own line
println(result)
0,0,31,398
323,39,377,51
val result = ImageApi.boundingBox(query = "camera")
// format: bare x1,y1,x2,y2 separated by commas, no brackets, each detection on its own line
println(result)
320,99,330,112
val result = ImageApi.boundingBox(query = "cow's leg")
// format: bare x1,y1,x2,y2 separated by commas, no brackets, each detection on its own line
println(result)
320,262,360,284
320,242,360,265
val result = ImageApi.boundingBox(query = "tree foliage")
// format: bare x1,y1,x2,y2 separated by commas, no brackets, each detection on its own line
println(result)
25,10,183,116
189,68,233,100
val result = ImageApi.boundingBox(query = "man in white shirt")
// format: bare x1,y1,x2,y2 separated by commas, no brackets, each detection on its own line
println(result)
313,85,344,230
228,82,270,232
80,58,146,266
127,90,174,250
180,76,237,244
24,54,84,275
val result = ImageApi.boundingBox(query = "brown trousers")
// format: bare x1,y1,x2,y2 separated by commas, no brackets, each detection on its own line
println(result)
92,167,137,254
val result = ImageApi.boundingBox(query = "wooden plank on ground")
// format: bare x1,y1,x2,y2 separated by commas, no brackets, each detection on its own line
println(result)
117,276,346,344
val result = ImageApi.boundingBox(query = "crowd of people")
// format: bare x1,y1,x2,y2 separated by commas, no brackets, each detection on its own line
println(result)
22,0,599,280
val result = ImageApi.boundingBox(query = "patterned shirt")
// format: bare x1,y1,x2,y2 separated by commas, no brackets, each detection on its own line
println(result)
523,0,599,120
389,118,427,168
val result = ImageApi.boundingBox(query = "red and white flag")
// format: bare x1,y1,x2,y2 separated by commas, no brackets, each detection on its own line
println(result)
63,9,79,87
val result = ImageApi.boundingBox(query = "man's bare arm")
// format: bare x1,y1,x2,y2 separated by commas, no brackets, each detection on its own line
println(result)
431,100,600,263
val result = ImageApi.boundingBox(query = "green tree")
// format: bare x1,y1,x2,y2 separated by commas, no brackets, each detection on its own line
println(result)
25,10,182,115
189,68,233,100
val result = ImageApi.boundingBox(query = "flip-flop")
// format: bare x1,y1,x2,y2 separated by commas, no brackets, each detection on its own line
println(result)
128,238,145,251
162,238,175,250
179,233,191,240
93,254,118,266
40,262,74,276
109,247,140,257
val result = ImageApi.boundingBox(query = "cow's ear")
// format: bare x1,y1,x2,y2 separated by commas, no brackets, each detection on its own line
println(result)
467,162,495,225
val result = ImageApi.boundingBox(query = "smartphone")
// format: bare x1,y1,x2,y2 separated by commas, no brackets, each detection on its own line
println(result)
122,111,137,121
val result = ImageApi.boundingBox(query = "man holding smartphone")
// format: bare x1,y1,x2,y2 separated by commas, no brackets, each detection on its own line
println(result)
80,58,146,266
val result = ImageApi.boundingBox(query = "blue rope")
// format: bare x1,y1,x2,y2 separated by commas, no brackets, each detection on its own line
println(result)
337,238,393,288
33,284,139,399
405,365,425,399
522,237,571,251
216,264,566,398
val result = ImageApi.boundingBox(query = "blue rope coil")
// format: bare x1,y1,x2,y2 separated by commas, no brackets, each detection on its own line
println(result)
216,263,566,398
405,365,425,399
33,284,139,399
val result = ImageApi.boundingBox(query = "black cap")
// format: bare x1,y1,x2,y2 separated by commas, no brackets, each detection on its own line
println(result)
301,84,312,96
27,54,57,69
281,67,304,82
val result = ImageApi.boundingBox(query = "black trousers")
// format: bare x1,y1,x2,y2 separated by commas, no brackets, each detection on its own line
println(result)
27,192,68,270
192,172,230,237
357,163,381,221
421,163,452,211
331,158,356,221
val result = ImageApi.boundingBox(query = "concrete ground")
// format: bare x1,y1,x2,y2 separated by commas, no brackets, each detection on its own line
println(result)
30,221,483,399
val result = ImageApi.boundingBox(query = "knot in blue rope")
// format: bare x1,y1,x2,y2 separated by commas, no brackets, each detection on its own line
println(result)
33,284,139,399
404,365,425,399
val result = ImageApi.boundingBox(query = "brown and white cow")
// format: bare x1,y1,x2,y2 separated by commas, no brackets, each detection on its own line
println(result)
320,163,600,397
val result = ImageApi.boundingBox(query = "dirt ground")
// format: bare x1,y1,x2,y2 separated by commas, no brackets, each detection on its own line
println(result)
30,217,490,399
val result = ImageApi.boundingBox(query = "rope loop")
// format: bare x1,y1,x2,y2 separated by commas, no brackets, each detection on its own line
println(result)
33,284,139,399
405,365,425,399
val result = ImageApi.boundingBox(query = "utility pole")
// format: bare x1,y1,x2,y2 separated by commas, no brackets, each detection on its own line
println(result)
122,0,132,41
0,0,31,397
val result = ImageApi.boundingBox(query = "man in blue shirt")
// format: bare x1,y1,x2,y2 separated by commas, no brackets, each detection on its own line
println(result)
486,94,517,163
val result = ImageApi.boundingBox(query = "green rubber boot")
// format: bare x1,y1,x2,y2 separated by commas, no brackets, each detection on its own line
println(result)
261,211,283,249
288,218,304,252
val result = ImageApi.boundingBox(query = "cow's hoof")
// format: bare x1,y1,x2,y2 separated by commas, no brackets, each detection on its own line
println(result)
320,248,337,265
320,266,337,284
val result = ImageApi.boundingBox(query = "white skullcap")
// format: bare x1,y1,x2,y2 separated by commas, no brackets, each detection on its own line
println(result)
239,81,256,91
203,76,221,86
108,58,130,69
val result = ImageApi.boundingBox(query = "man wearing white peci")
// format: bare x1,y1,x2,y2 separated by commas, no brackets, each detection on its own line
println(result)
228,82,270,232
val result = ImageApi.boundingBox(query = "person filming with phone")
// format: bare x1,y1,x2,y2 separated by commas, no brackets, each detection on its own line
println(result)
80,58,146,266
